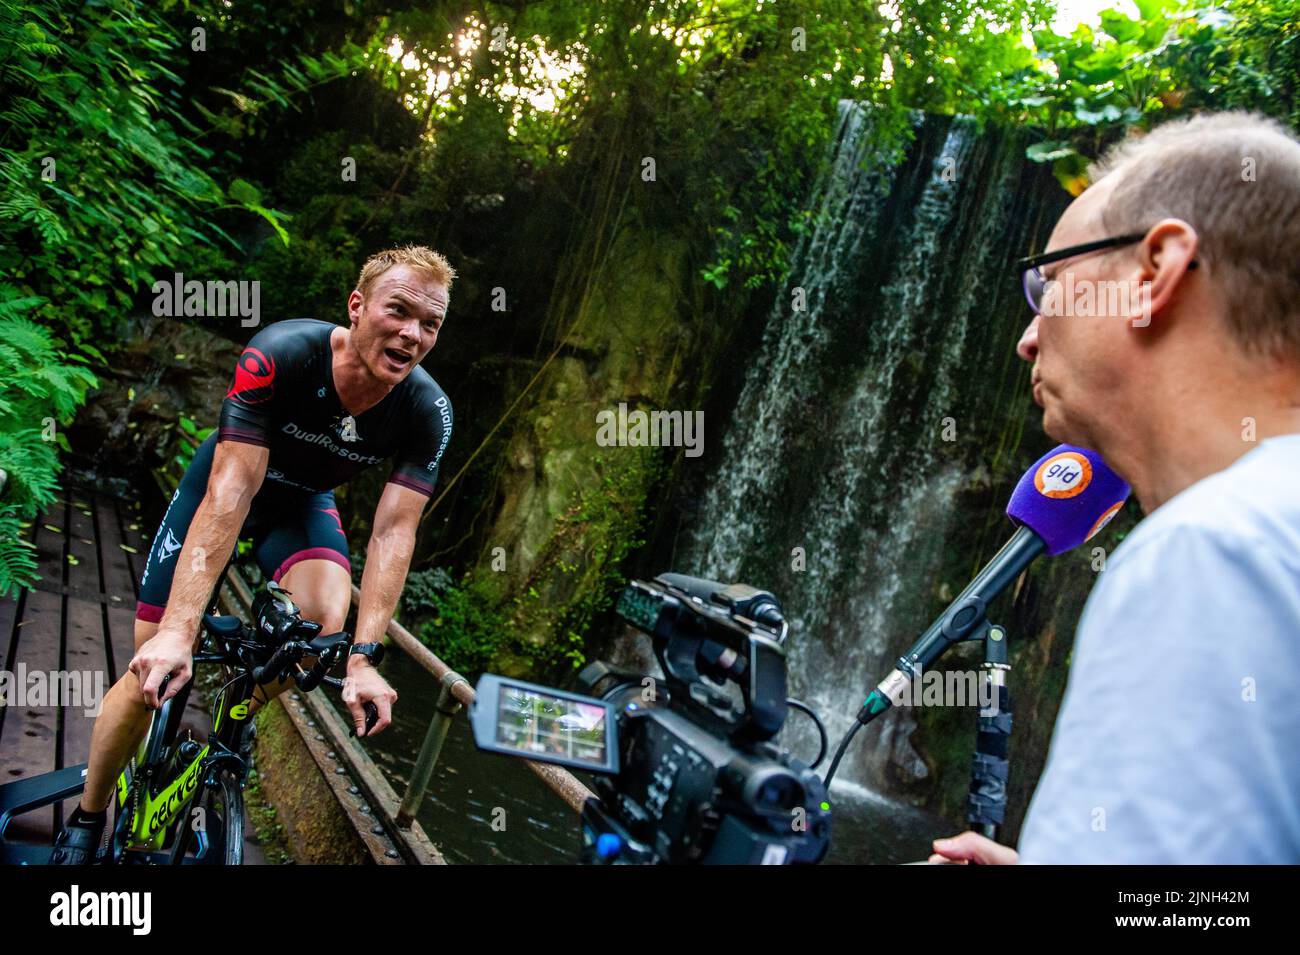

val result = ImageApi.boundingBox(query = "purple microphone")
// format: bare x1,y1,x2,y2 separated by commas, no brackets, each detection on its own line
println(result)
859,445,1130,718
1007,444,1131,555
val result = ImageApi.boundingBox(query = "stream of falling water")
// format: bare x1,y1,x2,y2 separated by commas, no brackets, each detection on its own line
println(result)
685,102,1027,796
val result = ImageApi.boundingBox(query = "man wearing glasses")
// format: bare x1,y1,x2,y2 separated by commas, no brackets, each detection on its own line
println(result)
930,111,1300,864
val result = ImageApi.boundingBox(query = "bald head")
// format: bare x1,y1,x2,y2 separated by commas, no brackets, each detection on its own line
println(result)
1015,110,1300,512
1089,112,1300,360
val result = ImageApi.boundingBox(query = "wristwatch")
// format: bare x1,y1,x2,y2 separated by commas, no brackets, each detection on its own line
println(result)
348,642,385,667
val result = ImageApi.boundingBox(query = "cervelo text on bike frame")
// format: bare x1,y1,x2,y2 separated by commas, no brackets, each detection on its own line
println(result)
117,692,248,849
133,744,211,845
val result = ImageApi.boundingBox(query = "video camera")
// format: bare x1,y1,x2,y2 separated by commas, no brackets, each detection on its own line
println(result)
469,573,831,864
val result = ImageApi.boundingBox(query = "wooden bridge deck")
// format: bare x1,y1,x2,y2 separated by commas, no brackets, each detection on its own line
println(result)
1,476,431,865
0,482,212,847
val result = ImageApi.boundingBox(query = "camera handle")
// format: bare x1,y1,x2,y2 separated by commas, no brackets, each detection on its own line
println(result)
963,621,1013,841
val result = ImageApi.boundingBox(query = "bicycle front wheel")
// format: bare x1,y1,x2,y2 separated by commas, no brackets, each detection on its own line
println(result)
170,771,243,865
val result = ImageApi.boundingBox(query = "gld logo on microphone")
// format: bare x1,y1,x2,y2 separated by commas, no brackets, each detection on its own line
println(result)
49,885,151,935
1033,451,1092,499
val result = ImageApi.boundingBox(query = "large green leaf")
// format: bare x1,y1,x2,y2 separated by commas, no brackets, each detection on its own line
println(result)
227,178,264,206
1100,11,1142,44
1133,0,1172,23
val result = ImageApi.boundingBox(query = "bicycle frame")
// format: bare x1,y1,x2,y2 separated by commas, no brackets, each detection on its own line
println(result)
111,646,260,858
0,579,352,865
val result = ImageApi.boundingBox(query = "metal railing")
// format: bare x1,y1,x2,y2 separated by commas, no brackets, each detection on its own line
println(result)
347,583,596,819
218,565,593,862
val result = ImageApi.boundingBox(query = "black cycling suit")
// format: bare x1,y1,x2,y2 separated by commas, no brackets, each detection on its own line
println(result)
137,318,452,622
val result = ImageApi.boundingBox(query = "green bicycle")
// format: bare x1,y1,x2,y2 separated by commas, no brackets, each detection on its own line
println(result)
0,581,375,864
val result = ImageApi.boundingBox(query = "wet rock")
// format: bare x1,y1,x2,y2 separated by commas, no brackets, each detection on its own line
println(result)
68,315,241,477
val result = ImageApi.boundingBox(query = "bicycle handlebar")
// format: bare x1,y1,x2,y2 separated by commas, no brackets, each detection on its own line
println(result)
215,588,378,734
253,642,300,685
295,652,333,691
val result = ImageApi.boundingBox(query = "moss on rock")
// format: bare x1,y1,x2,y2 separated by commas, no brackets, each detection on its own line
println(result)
251,701,369,865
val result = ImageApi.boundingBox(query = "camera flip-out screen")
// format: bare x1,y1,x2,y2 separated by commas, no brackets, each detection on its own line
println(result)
470,675,620,775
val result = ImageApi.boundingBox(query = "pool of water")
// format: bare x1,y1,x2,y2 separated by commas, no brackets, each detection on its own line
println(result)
331,650,946,864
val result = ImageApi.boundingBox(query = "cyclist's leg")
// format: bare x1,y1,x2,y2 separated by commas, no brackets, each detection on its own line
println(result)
79,437,230,814
246,491,352,710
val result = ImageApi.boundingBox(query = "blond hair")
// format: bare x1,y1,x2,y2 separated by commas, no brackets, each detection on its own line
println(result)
355,245,457,300
1088,111,1300,361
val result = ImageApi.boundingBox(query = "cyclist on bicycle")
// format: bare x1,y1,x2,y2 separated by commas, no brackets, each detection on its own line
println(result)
52,245,456,863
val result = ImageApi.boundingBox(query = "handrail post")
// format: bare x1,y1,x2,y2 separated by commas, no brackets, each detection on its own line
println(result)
396,670,469,829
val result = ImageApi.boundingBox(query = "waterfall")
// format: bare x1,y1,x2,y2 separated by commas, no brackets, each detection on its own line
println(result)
683,102,1060,797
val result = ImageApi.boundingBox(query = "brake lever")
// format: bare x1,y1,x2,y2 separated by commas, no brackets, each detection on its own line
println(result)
361,702,379,736
315,679,380,736
150,672,173,710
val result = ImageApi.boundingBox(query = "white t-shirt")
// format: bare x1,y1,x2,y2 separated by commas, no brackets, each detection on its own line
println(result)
1017,434,1300,863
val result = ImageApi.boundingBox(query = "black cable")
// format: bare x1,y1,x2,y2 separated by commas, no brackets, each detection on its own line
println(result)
213,668,248,713
822,720,864,788
784,697,829,770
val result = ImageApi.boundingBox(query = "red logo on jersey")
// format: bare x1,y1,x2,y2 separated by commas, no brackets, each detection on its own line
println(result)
227,347,275,404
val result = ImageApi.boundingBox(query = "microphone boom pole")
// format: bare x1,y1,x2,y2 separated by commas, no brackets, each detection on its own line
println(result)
822,444,1130,789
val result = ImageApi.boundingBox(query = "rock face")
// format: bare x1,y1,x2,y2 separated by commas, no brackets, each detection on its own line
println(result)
453,224,742,672
68,314,241,480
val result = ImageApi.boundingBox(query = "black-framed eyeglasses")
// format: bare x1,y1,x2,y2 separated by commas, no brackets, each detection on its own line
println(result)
1017,232,1198,315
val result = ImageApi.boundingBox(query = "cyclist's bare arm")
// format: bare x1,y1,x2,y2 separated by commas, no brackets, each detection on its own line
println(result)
355,482,423,645
344,482,424,734
132,440,269,707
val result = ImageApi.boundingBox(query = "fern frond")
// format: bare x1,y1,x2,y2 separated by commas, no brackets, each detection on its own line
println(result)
0,510,39,600
0,427,61,510
0,316,57,364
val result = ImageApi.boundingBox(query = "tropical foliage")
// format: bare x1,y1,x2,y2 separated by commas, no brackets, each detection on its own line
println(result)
1,0,1295,626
